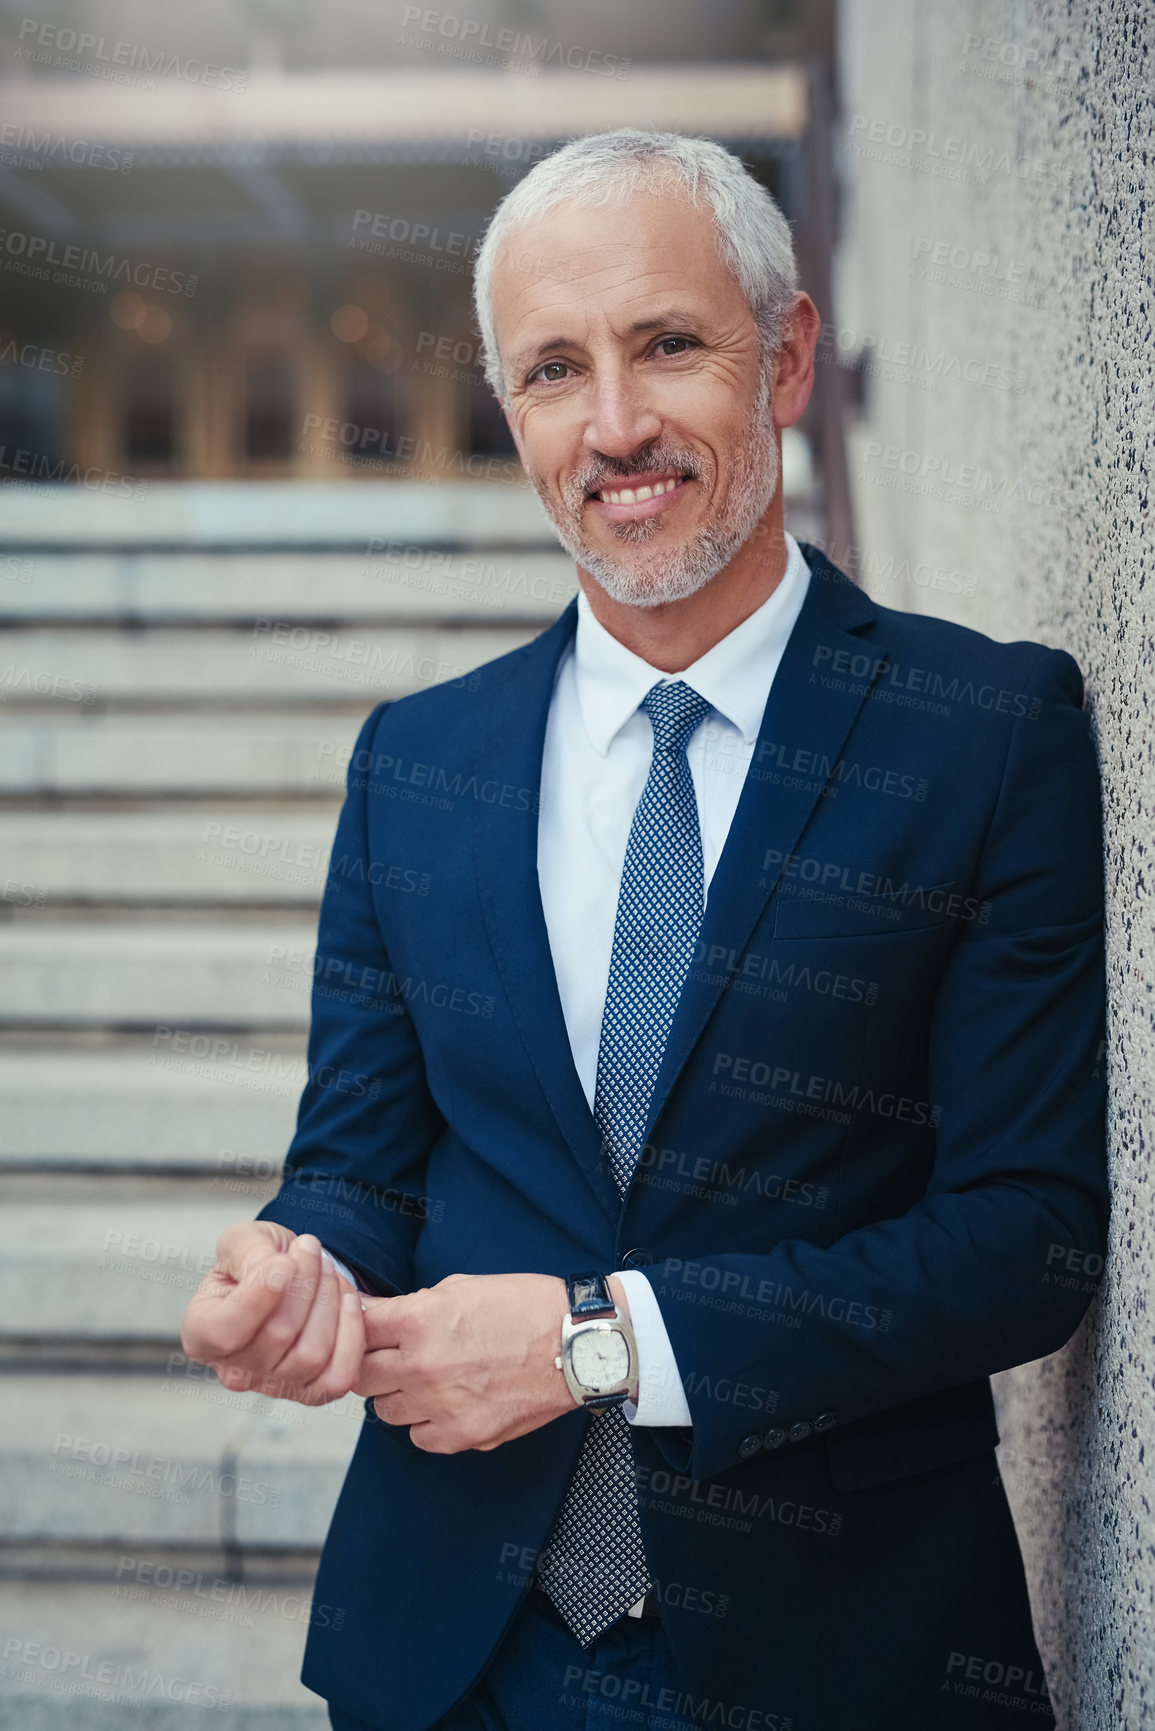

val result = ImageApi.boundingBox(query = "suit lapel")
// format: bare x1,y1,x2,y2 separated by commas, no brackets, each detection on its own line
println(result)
470,601,624,1224
642,547,887,1144
471,550,886,1222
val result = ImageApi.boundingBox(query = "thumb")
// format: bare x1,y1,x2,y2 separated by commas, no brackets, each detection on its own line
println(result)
214,1220,295,1285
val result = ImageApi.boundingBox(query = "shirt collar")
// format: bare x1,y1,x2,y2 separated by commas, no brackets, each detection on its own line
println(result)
572,532,811,757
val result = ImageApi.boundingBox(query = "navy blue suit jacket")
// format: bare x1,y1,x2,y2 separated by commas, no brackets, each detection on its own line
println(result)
258,545,1107,1731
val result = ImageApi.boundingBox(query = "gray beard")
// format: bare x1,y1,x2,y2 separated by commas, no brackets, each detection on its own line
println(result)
530,371,780,610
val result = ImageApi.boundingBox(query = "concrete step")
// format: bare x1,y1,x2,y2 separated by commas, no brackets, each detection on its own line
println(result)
0,917,319,1028
0,1183,272,1341
0,806,341,905
0,1574,331,1727
0,549,576,623
1,476,549,547
0,1569,339,1727
0,623,529,706
0,710,367,797
0,1372,360,1548
0,1041,303,1172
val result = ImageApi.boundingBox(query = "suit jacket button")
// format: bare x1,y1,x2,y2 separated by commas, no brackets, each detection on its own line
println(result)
788,1420,812,1443
620,1248,654,1269
763,1427,787,1450
812,1410,836,1432
737,1434,764,1460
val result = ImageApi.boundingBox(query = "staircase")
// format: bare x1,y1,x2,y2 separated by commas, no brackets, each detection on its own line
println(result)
0,480,572,1728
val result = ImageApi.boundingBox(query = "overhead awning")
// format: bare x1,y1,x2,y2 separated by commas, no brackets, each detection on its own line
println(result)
0,66,808,162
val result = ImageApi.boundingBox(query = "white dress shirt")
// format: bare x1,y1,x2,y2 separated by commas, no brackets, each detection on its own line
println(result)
326,534,811,1430
537,533,812,1427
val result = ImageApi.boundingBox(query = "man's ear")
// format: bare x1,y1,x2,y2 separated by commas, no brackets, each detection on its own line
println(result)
771,292,821,431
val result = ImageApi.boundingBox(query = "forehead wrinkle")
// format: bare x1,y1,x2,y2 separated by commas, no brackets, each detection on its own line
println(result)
502,277,727,379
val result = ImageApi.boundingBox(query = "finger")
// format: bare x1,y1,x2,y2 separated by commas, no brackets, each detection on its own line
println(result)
236,1232,325,1372
409,1422,457,1454
352,1345,406,1399
214,1220,291,1283
261,1264,342,1399
373,1394,418,1426
181,1249,298,1365
361,1294,413,1352
305,1289,366,1404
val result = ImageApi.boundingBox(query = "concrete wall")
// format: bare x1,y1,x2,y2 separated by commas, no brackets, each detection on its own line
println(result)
833,2,1154,1724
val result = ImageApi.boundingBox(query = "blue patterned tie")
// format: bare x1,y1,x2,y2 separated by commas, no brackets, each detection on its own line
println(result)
538,681,712,1645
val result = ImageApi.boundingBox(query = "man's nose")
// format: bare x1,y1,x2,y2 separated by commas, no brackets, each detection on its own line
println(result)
582,371,662,461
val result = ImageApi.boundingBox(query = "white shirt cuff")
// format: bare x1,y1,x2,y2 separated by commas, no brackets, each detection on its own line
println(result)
320,1247,367,1306
615,1269,693,1428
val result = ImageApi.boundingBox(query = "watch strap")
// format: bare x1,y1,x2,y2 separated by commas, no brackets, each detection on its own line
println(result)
565,1271,617,1319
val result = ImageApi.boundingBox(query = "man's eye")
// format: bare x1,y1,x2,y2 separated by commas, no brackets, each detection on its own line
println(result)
657,336,694,356
533,360,570,383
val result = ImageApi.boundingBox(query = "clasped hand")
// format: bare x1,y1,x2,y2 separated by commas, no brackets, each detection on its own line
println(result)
180,1222,582,1453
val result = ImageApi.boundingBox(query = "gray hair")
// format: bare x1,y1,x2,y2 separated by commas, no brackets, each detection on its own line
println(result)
472,127,798,398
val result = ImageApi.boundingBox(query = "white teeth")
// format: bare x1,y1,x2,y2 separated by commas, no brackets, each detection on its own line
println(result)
599,475,681,505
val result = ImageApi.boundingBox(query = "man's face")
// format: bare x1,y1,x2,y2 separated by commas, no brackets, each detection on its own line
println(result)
492,188,780,608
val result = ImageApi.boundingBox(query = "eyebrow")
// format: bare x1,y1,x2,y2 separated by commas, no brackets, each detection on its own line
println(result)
510,308,710,379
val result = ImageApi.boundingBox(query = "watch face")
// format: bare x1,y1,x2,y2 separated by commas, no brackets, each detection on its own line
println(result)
571,1326,630,1393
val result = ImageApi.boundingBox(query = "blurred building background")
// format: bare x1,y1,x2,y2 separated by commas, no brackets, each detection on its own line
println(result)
2,0,1152,1726
0,3,850,1728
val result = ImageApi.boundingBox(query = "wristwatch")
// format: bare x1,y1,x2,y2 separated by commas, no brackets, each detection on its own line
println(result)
555,1272,639,1411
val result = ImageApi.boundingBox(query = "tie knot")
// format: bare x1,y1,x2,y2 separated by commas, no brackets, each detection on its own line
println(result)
641,680,711,755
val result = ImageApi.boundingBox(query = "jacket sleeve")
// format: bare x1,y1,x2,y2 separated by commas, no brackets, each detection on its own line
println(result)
256,703,443,1295
648,646,1109,1482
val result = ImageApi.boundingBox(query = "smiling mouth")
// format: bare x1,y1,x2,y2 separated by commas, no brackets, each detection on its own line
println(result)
589,472,689,506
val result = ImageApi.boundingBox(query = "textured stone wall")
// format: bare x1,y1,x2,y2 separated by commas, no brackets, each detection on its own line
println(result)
834,2,1154,1724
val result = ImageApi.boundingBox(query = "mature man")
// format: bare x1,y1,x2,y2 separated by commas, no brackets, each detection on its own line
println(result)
181,130,1108,1731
